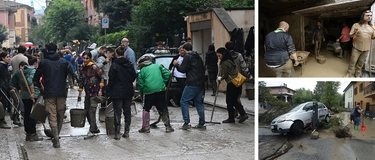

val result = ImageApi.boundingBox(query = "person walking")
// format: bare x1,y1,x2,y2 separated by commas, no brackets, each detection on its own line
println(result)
353,102,363,131
33,43,75,148
344,10,375,77
336,22,351,59
264,21,299,77
312,21,325,59
169,46,187,106
0,52,14,129
107,46,136,140
205,44,218,96
77,51,104,137
11,58,43,141
137,55,174,133
173,43,206,130
216,48,249,123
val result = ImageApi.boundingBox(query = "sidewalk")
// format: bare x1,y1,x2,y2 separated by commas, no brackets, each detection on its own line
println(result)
203,88,255,115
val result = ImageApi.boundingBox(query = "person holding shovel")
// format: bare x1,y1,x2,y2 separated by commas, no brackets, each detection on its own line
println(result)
216,48,248,123
353,102,364,131
11,58,43,141
137,55,174,134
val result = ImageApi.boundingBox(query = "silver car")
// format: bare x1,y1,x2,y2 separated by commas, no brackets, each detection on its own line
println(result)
270,102,330,134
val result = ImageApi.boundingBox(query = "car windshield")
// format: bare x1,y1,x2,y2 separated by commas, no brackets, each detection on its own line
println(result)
288,103,305,113
155,57,173,69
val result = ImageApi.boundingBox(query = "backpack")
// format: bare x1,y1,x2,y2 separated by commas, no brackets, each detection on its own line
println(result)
231,51,251,79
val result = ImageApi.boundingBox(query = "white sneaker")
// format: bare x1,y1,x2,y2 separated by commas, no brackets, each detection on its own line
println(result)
170,99,178,107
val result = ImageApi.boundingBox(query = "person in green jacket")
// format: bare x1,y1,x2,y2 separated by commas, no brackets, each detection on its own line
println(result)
11,57,43,141
137,55,174,133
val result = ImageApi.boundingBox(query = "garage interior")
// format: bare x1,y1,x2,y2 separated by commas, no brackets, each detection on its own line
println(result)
259,0,375,77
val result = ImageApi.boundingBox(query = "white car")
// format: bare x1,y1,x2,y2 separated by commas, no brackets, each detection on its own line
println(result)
270,102,330,134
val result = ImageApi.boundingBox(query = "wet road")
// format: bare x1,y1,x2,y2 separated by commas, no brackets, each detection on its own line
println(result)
16,88,254,159
259,112,375,160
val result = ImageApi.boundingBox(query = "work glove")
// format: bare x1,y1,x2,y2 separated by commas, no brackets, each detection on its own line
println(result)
294,61,300,66
217,76,222,81
77,96,81,102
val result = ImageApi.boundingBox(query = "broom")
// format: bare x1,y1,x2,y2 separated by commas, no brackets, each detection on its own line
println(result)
20,69,53,137
361,113,366,131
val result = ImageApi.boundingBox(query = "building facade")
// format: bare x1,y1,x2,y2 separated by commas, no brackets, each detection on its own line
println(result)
0,1,17,48
343,82,355,109
353,81,375,117
267,84,296,104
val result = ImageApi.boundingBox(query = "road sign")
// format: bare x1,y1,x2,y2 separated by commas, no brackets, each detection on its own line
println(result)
102,18,109,29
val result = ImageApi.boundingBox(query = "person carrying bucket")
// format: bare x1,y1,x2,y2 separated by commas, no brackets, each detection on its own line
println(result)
33,43,75,148
77,50,104,137
107,46,136,140
353,102,363,131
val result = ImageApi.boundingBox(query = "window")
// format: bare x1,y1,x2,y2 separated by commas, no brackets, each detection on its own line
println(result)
359,83,364,92
354,87,358,95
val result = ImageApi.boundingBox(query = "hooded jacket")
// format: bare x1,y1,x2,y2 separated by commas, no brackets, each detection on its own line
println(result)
220,59,238,83
107,57,136,99
11,66,40,99
0,61,12,91
137,61,170,96
176,51,205,87
33,51,74,98
78,61,104,97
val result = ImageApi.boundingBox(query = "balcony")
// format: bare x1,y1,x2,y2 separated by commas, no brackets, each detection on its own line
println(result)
364,83,375,98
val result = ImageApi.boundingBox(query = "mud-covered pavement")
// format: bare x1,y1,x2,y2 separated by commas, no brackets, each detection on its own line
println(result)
259,112,375,160
0,87,254,160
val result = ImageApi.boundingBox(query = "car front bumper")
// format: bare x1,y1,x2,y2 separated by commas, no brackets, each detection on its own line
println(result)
270,120,294,133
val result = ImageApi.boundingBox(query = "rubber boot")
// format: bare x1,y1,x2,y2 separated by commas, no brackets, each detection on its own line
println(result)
89,99,99,133
161,113,174,133
150,116,161,128
114,125,120,140
57,109,65,135
138,110,150,133
51,126,60,148
122,124,130,138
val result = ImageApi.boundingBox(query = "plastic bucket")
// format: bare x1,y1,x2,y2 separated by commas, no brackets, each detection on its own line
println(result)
99,108,106,122
105,117,115,135
70,109,86,127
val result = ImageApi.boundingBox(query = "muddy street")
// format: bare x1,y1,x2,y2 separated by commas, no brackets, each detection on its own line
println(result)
0,87,254,160
259,112,375,160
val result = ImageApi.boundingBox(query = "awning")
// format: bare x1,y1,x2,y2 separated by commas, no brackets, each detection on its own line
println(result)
293,0,374,18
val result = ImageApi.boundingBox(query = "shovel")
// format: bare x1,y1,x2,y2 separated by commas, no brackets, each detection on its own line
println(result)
20,69,53,137
361,113,366,131
207,81,221,124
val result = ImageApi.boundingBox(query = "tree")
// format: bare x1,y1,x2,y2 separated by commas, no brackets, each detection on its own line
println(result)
293,88,314,105
258,81,273,103
99,0,133,34
320,81,341,110
44,0,90,43
0,23,9,45
313,81,325,102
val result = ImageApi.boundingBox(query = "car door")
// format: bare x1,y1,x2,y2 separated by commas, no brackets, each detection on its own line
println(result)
318,103,328,120
300,103,314,126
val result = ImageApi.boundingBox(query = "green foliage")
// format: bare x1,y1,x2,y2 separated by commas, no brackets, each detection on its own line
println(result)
222,0,254,8
31,17,38,27
293,88,314,105
0,23,9,44
99,0,132,34
321,81,341,111
91,30,129,47
313,81,325,102
29,19,50,45
258,81,274,103
44,0,90,42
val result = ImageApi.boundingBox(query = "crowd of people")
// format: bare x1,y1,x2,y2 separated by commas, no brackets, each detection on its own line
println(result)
0,37,251,149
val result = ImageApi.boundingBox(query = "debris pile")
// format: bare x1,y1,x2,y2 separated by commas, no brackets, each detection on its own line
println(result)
333,126,352,139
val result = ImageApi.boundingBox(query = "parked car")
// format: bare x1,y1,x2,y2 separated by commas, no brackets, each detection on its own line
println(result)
270,102,330,135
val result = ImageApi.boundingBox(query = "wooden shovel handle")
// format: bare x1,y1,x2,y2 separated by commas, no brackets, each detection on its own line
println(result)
20,69,35,103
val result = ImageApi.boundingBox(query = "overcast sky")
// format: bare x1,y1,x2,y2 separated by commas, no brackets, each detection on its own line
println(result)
264,79,351,93
17,0,44,10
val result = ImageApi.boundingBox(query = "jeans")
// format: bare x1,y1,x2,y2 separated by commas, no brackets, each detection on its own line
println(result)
112,98,132,131
180,86,205,125
354,116,360,126
172,78,186,105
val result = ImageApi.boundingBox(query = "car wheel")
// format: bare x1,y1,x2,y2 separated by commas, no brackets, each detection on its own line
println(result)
291,121,303,135
325,115,330,123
